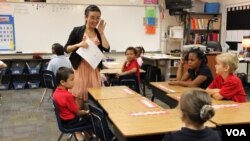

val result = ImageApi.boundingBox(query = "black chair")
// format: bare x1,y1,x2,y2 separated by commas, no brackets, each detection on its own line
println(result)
141,65,162,97
52,99,93,141
89,104,114,141
39,70,57,106
120,79,140,94
205,41,222,52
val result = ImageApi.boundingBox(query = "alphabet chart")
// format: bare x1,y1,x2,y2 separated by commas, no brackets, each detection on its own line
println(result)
0,15,15,51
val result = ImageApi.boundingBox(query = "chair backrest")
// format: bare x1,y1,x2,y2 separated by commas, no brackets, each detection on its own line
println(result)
52,99,93,136
42,70,57,91
144,66,161,84
120,79,137,92
206,41,222,52
89,104,113,141
52,99,66,133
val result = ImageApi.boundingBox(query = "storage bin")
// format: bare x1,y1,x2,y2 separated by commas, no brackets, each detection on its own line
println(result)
204,2,220,13
11,61,26,75
27,74,41,89
0,75,12,90
12,75,27,90
26,60,41,74
27,80,40,89
0,68,7,75
11,67,24,74
13,82,26,89
0,83,10,90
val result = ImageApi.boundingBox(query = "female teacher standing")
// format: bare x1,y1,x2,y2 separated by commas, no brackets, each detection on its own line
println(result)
64,5,110,106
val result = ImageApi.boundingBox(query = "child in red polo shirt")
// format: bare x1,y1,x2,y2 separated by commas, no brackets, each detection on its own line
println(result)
206,53,246,102
53,67,91,140
116,47,140,93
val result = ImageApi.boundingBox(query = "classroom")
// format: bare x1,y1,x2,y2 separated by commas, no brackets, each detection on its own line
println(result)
0,0,250,141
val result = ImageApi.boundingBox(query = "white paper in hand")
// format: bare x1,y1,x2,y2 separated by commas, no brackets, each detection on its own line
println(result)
76,39,104,69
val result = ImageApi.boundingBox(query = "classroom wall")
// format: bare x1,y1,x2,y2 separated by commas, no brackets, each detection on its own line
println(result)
219,0,250,51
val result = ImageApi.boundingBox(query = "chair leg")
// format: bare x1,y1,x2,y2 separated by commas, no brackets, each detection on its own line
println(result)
39,88,47,106
57,133,64,141
73,133,79,141
143,83,146,97
151,95,155,102
67,134,73,141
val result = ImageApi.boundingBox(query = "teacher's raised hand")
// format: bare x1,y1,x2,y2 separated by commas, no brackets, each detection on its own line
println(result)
97,19,106,35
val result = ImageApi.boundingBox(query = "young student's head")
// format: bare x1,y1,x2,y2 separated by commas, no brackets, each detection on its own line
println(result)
56,67,74,89
179,89,215,128
185,48,207,70
84,5,101,27
125,47,137,62
215,53,238,74
52,43,64,56
135,46,145,57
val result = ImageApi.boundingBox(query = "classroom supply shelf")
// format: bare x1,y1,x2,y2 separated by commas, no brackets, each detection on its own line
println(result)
0,58,50,90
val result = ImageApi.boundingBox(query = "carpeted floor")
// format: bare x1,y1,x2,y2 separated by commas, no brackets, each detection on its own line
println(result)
0,89,65,141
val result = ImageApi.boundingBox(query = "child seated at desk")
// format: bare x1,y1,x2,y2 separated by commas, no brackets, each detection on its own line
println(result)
116,47,140,93
162,89,221,141
206,53,246,103
53,67,92,141
169,48,213,89
47,43,72,75
135,46,145,67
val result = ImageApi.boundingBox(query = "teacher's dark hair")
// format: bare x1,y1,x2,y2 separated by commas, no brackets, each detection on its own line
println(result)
84,5,101,17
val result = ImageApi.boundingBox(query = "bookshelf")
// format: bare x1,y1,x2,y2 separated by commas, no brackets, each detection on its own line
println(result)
185,12,221,45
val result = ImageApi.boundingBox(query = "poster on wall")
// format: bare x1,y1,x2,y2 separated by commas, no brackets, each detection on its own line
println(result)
0,15,15,51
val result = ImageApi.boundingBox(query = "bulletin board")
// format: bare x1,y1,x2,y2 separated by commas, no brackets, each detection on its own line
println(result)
0,2,161,53
0,15,15,51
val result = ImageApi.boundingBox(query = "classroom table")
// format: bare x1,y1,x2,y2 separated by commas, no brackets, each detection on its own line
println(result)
100,68,145,74
103,62,123,69
142,54,181,68
210,102,250,126
150,82,193,108
150,82,236,108
98,97,216,141
166,92,236,108
87,86,141,102
142,54,181,80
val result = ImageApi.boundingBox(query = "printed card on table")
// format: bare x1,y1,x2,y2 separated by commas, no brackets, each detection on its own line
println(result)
212,104,239,109
123,88,134,94
159,85,176,93
76,39,104,69
130,110,167,117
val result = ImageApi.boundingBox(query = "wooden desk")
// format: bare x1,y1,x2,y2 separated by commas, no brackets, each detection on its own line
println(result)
150,82,193,108
150,82,192,93
210,102,250,126
142,54,181,68
166,92,236,108
100,68,145,74
142,54,181,80
87,86,141,102
103,62,123,69
99,97,216,141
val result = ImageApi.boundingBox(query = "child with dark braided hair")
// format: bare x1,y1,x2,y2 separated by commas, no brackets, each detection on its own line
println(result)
169,48,213,89
162,89,221,141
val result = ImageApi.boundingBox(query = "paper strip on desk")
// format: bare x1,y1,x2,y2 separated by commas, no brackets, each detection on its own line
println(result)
159,85,176,93
76,39,104,69
212,104,239,109
140,99,156,108
130,110,167,116
123,88,134,94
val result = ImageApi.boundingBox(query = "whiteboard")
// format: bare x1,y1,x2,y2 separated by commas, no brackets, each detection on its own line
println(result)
0,2,161,53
